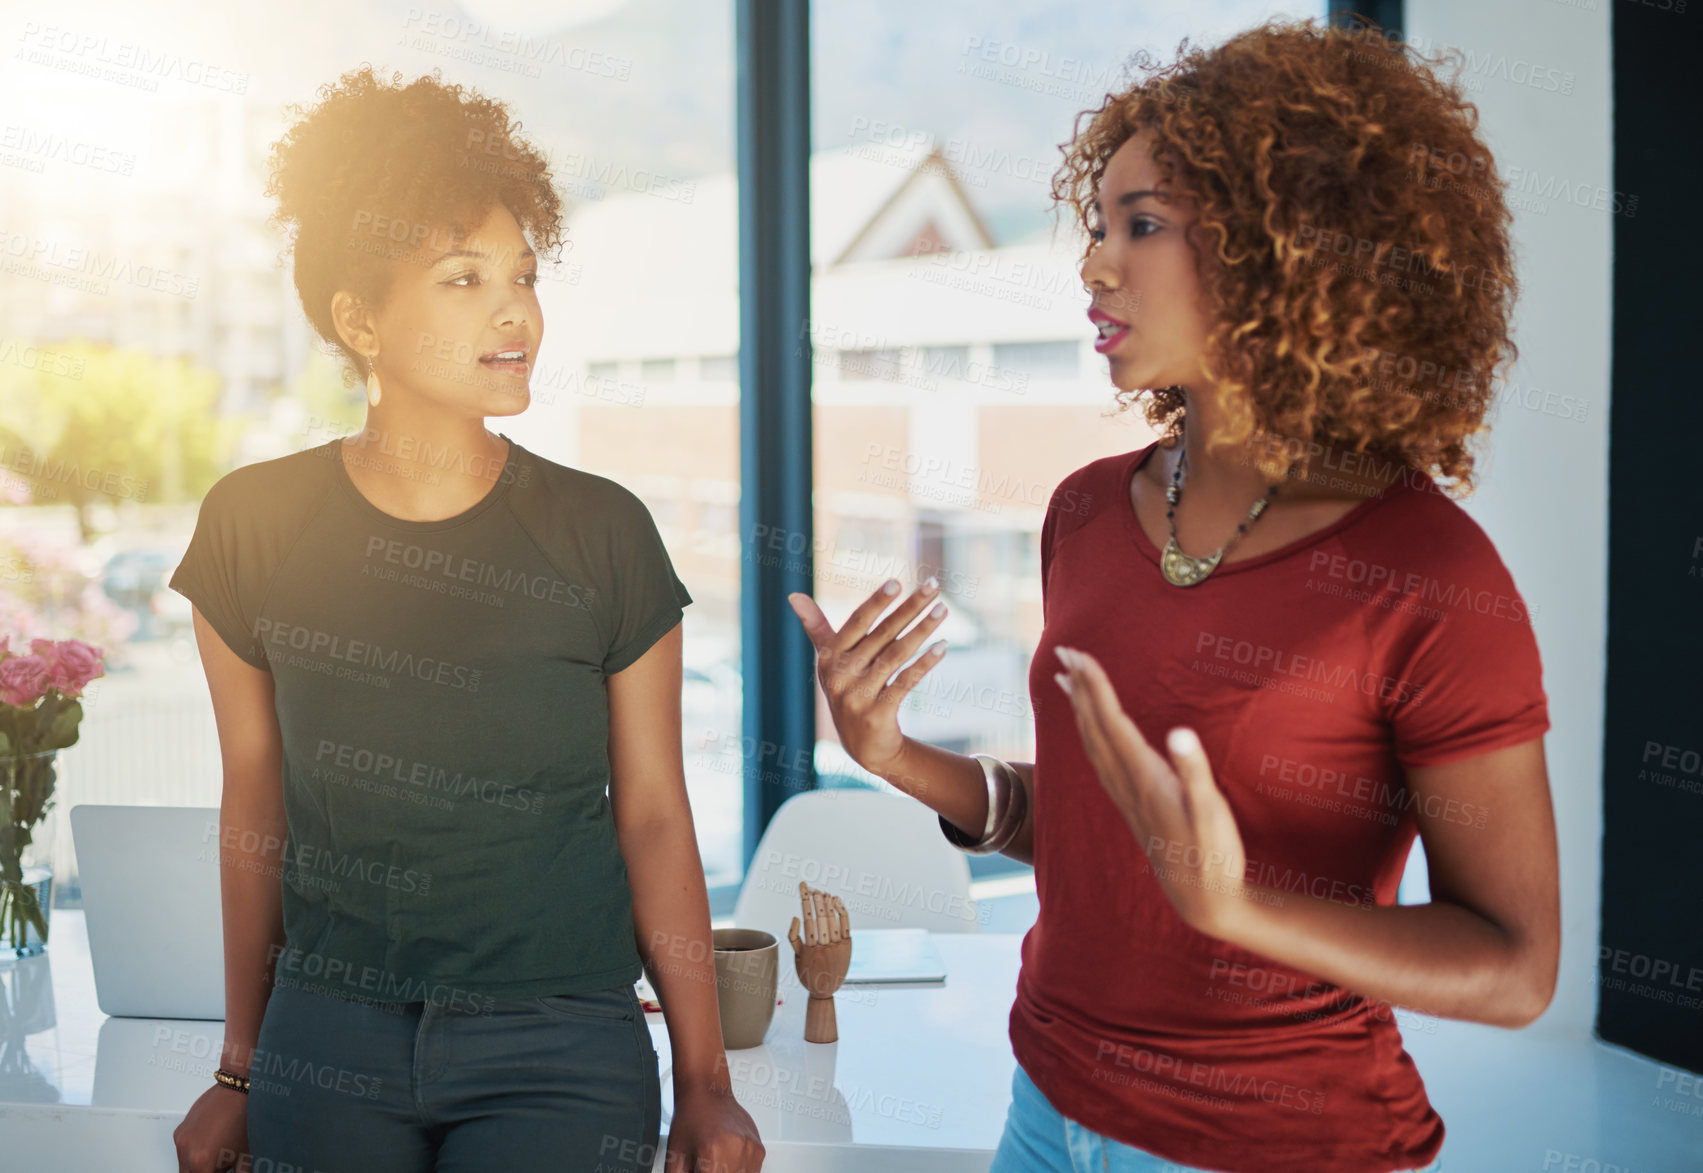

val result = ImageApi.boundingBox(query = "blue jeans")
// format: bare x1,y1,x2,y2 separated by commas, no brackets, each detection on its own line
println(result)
990,1062,1444,1173
243,977,661,1172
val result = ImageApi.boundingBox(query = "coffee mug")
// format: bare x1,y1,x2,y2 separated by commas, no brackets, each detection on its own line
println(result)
712,927,779,1049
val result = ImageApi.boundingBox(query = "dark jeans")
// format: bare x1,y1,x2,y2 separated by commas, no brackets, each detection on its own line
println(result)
244,977,661,1173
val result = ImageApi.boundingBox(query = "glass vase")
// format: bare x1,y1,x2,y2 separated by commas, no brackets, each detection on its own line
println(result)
0,750,58,960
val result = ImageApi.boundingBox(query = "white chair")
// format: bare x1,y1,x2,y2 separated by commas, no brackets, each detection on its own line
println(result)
732,788,980,942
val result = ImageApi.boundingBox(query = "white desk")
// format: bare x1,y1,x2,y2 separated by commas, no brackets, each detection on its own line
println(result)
0,911,1020,1173
12,913,1699,1171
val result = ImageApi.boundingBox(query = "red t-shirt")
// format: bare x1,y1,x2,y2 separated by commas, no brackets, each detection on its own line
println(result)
1009,440,1550,1173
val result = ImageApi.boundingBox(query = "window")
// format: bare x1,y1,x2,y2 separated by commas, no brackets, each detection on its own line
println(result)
548,8,742,891
992,340,1080,380
699,354,738,381
6,0,1331,917
840,347,903,381
811,1,1323,878
0,2,749,902
919,345,971,380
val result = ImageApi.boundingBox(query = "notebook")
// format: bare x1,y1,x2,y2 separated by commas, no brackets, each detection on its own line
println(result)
841,927,948,984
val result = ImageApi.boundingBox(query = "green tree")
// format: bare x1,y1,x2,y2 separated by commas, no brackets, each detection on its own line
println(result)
0,339,243,541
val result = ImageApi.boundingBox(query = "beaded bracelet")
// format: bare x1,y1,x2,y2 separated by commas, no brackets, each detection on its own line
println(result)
213,1067,251,1094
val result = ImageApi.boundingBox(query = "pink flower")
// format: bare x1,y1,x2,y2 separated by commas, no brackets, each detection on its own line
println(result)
0,654,50,709
34,638,105,698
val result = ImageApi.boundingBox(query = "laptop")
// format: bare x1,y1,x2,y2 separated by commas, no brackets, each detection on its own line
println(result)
69,804,226,1019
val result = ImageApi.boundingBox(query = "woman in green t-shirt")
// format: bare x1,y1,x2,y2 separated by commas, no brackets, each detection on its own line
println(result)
168,65,764,1173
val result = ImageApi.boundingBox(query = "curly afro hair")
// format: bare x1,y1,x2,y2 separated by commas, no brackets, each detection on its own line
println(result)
1051,16,1520,496
265,63,565,385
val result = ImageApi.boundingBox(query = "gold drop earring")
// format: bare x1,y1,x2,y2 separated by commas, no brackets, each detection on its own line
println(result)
366,351,383,407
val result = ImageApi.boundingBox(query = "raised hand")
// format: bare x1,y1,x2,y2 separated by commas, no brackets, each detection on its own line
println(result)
1054,644,1251,940
786,881,853,1043
786,577,951,779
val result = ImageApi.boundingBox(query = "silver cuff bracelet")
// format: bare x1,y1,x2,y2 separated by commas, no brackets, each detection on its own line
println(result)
939,754,1028,855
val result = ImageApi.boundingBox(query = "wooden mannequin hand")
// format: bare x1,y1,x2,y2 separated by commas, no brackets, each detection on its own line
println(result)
787,881,852,1042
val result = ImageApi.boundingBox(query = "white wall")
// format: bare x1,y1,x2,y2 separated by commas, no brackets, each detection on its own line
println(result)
1404,0,1613,1040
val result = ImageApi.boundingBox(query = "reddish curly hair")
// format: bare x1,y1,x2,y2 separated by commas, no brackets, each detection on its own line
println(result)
1051,16,1519,496
264,63,566,385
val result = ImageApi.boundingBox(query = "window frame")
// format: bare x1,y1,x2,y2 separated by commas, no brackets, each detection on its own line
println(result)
717,0,1399,913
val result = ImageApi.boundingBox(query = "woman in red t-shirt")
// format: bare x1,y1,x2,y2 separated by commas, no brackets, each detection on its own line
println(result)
787,17,1557,1173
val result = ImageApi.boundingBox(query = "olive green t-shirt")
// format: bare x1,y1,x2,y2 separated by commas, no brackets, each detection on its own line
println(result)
168,433,692,1005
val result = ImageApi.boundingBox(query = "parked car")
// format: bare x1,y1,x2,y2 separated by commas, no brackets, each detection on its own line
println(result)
99,548,191,640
